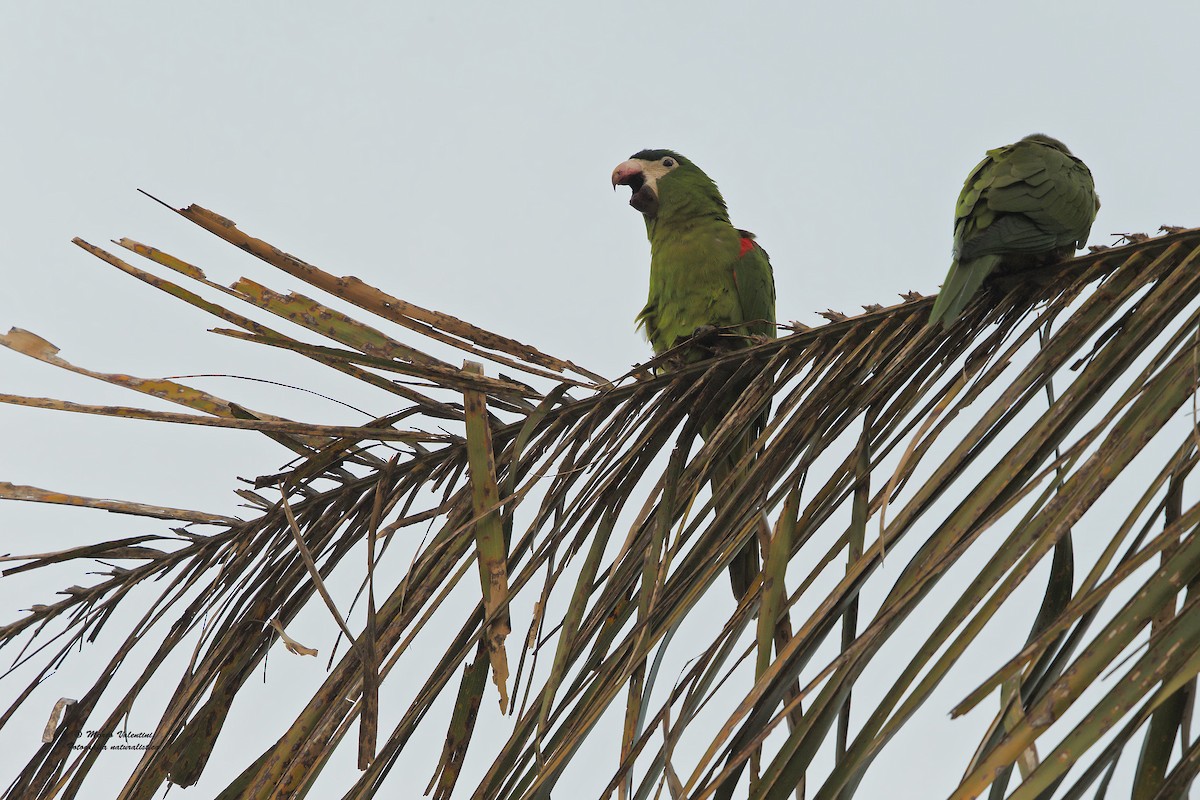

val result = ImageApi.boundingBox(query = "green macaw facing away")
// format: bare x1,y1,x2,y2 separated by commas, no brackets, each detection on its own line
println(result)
929,133,1099,327
612,149,777,599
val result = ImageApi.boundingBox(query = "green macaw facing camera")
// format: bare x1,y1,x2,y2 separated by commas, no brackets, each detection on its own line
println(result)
612,149,776,361
613,149,777,599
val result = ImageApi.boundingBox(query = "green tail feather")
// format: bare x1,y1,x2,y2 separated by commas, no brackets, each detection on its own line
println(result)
701,402,766,601
928,254,1003,327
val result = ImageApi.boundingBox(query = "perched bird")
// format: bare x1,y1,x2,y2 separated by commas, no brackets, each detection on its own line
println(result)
611,149,776,362
612,149,776,598
929,134,1099,327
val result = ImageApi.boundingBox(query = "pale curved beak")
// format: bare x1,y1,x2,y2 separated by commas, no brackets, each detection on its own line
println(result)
611,160,643,189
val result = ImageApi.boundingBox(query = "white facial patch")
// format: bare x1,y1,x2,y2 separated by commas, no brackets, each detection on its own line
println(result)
631,157,677,196
612,155,679,197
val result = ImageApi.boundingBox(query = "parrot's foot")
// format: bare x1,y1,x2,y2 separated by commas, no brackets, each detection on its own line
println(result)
690,324,719,341
748,333,773,345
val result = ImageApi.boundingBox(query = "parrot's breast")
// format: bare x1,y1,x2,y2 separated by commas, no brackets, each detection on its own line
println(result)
643,221,772,355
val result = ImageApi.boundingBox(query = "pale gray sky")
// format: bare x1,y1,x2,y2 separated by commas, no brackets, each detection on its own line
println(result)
2,2,1198,797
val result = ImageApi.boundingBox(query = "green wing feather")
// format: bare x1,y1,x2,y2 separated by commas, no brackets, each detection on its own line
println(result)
730,237,777,341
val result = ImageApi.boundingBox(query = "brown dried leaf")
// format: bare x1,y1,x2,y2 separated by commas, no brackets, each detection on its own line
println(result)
270,618,319,657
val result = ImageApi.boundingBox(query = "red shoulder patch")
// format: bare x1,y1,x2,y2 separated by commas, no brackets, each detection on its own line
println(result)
738,236,755,258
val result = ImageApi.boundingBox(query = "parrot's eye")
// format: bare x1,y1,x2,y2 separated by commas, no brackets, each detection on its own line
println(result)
662,158,675,168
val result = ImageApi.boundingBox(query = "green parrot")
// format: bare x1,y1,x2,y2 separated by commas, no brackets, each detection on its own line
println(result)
611,149,776,361
612,149,777,598
929,133,1099,327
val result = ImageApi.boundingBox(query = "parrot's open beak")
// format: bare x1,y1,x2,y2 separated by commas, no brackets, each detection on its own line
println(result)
611,160,658,216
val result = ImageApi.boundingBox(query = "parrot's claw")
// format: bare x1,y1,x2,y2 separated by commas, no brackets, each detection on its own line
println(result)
900,290,925,302
748,333,773,345
1159,225,1188,235
690,324,719,340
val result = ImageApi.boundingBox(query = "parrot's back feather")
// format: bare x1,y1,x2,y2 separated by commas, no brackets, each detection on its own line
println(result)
957,215,1064,261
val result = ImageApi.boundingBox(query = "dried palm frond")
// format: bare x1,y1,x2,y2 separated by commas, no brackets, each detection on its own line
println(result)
4,205,1200,800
